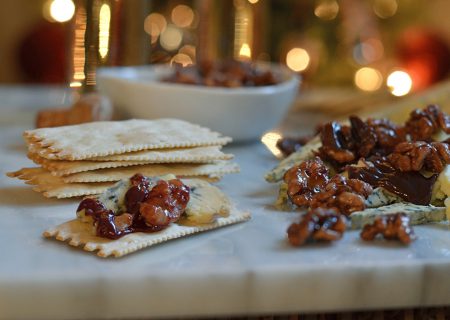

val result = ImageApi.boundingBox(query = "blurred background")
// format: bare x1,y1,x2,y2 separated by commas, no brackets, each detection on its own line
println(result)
0,0,449,98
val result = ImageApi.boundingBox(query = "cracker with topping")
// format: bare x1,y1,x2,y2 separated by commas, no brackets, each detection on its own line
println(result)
44,175,251,257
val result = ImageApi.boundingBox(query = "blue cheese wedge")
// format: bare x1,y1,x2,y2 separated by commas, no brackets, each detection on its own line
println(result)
365,187,402,208
265,136,321,183
350,203,447,229
275,182,296,211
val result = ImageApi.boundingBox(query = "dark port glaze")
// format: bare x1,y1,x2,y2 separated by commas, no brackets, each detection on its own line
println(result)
77,174,190,239
347,158,437,205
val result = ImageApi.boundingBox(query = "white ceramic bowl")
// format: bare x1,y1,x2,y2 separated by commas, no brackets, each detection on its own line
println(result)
96,63,300,142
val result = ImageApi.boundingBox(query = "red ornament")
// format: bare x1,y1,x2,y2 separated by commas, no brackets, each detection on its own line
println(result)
397,28,450,90
17,20,69,84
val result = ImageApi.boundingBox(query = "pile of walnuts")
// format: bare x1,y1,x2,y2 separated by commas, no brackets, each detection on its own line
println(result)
282,105,450,247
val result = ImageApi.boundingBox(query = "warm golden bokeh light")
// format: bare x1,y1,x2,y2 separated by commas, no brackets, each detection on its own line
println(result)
170,53,193,67
72,6,86,84
144,13,167,37
286,48,310,72
160,25,183,51
248,0,259,4
98,4,111,59
261,131,283,158
373,0,398,18
70,81,83,88
179,45,196,59
44,0,75,23
354,67,383,92
387,70,412,96
314,0,339,20
239,43,252,58
171,5,194,28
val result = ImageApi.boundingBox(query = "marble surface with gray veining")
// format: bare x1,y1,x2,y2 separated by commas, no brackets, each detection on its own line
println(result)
0,86,449,320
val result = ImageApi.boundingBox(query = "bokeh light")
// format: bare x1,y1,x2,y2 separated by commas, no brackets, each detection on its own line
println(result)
179,45,196,59
353,38,384,64
314,0,339,20
171,5,194,28
239,43,252,59
387,70,412,96
261,131,283,158
248,0,259,4
98,4,111,59
44,0,75,23
373,0,398,19
160,25,183,51
354,67,383,91
144,13,167,37
170,53,193,67
286,48,310,72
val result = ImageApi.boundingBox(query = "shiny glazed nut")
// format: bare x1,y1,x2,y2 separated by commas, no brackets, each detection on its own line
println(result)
276,135,314,157
319,122,355,164
388,141,450,173
140,179,190,228
405,104,450,141
283,157,330,208
360,213,416,244
349,116,377,158
309,175,372,215
366,118,406,152
287,208,346,246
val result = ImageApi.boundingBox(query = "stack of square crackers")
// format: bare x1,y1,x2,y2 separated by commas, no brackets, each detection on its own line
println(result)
8,119,239,198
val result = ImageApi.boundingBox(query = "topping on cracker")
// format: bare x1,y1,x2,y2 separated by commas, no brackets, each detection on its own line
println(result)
44,174,251,257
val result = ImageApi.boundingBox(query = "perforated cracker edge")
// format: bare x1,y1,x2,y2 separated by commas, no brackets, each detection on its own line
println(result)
43,208,251,258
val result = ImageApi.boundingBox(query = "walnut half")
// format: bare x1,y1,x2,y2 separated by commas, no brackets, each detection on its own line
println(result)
360,213,416,244
287,208,347,246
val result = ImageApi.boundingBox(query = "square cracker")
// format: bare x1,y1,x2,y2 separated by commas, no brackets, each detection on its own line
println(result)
87,146,233,162
43,207,251,258
7,167,221,198
61,161,240,183
28,146,234,176
7,167,114,198
24,119,232,160
28,152,149,176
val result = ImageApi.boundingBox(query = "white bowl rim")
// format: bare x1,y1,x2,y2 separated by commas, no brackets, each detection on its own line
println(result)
97,62,300,95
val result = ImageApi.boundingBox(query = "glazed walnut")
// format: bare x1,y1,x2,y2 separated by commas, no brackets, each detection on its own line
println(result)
283,157,330,207
284,158,372,215
360,213,416,244
276,135,314,157
405,104,450,141
388,141,450,173
287,208,346,246
319,122,355,164
349,116,377,158
309,175,373,215
140,179,190,229
366,118,407,152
